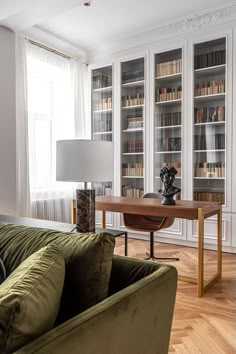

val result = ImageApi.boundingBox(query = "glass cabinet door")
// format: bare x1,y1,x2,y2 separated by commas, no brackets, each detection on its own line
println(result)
91,65,113,198
193,38,226,204
121,58,145,198
154,49,182,198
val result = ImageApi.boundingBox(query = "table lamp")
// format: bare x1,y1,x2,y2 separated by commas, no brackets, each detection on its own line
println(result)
56,140,113,232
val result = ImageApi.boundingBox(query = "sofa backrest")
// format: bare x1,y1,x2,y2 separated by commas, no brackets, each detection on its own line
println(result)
0,222,115,324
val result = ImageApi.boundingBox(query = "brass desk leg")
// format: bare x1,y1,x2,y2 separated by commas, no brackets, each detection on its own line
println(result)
198,208,204,297
101,211,106,228
217,207,222,278
180,207,222,296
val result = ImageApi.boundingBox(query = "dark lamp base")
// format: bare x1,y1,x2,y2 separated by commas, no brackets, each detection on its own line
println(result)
76,189,95,233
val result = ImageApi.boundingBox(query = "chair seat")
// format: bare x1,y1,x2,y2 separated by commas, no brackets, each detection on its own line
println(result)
123,214,173,233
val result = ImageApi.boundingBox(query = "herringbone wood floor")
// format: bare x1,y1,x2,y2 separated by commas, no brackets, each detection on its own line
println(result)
114,238,236,354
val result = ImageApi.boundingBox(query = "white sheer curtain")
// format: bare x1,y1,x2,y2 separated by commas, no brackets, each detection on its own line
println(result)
70,58,90,139
16,34,31,217
26,43,89,222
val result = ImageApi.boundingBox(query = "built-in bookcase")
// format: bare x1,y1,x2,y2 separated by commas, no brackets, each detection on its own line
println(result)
154,48,182,199
121,57,145,198
91,65,113,198
193,38,226,204
89,32,235,251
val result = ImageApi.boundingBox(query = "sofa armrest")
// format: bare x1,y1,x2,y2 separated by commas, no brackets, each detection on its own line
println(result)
109,255,167,295
16,258,177,354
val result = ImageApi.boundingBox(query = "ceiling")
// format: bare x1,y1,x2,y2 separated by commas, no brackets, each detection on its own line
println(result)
0,0,235,58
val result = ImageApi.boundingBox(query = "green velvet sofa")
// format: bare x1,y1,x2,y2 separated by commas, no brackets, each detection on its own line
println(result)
0,220,177,354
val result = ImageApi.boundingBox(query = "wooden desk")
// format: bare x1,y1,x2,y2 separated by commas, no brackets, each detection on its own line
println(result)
72,196,222,297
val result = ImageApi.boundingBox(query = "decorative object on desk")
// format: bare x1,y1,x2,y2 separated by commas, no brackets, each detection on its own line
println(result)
160,166,181,205
56,140,113,232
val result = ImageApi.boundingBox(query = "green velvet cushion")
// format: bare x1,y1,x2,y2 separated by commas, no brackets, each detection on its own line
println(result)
0,222,115,324
0,258,6,284
0,244,65,354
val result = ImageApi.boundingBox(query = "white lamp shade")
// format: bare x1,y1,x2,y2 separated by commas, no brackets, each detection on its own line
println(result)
56,140,114,182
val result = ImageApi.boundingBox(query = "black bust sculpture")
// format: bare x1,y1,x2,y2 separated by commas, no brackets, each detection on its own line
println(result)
160,166,181,205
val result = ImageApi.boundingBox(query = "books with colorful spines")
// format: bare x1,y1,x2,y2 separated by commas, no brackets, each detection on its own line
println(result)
207,52,212,67
194,108,198,123
216,50,222,66
212,51,217,66
196,108,201,123
222,50,226,65
198,83,203,96
208,107,215,122
217,106,225,121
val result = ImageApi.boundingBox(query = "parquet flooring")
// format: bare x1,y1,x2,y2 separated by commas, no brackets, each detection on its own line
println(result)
114,237,236,354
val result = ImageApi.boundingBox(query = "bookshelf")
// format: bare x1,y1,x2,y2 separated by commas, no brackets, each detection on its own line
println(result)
154,48,183,198
91,65,113,199
193,38,226,205
121,57,145,198
88,32,235,250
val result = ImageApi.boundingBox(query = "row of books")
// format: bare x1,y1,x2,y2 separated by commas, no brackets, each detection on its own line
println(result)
157,112,181,127
93,74,109,89
104,188,113,196
194,162,225,178
93,183,112,196
194,80,225,96
127,140,144,153
94,97,112,111
194,106,225,123
194,191,224,204
127,109,142,118
93,116,112,133
127,117,143,130
194,49,226,70
158,137,181,152
194,134,225,150
94,135,112,142
157,86,182,102
156,59,182,77
122,94,144,107
122,186,144,198
159,162,181,176
122,163,144,176
122,68,144,84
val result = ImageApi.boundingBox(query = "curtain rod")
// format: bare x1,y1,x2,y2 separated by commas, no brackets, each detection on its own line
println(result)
27,39,72,60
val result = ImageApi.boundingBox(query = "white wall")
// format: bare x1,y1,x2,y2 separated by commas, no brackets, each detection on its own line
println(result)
0,27,16,215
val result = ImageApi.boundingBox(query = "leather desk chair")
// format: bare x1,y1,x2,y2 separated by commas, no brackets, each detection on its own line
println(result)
123,193,179,261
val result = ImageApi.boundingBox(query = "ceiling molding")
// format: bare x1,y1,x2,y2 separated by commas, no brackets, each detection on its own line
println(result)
22,25,87,62
88,3,236,62
157,3,236,37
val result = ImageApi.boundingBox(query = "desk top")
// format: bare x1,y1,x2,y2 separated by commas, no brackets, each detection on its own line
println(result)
95,196,221,220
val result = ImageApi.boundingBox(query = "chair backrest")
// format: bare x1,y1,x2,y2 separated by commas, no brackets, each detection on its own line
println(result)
142,193,164,222
123,192,175,232
142,193,162,200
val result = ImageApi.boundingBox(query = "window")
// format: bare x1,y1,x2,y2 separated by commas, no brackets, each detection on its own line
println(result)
27,44,74,202
26,43,77,222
